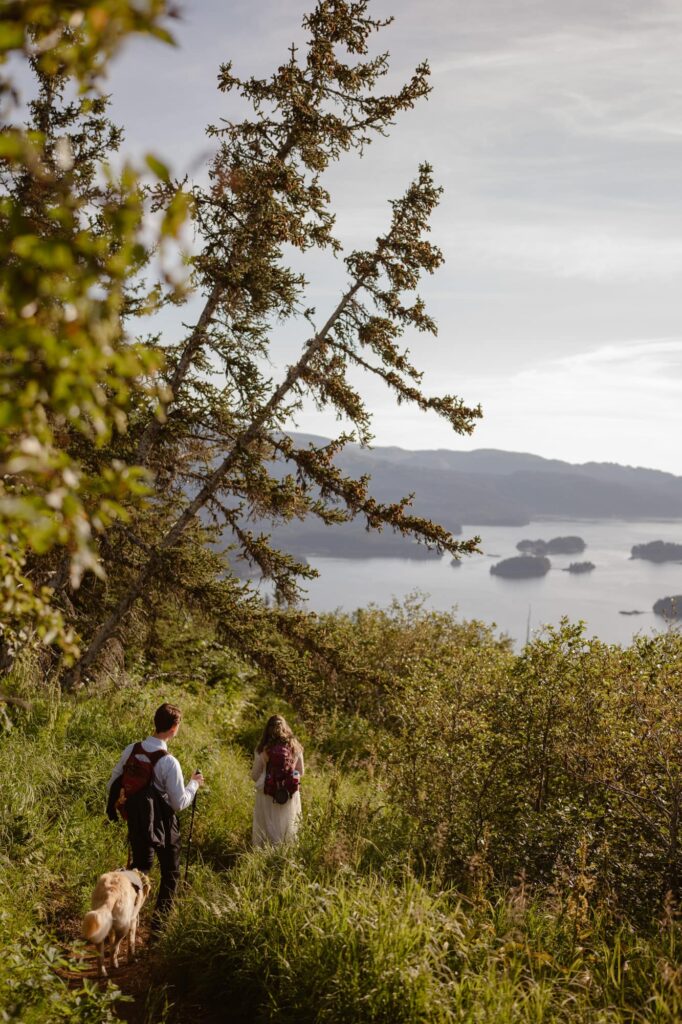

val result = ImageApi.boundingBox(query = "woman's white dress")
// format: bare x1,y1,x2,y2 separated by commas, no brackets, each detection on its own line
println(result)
251,747,304,847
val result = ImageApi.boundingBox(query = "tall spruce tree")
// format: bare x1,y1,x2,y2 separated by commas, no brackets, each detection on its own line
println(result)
69,1,483,684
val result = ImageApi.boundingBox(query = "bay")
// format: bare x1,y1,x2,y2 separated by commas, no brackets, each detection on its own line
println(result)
295,519,682,648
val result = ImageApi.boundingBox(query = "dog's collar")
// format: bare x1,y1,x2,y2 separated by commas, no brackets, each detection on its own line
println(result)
116,868,144,892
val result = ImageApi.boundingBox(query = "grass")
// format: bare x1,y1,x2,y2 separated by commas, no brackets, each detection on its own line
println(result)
159,856,682,1024
1,650,680,1023
160,857,461,1024
0,662,252,1022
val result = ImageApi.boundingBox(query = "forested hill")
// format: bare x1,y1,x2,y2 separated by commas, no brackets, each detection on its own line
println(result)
260,434,682,558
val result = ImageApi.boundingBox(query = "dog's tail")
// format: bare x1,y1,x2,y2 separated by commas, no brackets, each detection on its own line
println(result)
82,908,112,945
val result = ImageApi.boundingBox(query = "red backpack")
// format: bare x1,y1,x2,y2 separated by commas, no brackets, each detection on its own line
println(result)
263,743,300,805
116,742,167,820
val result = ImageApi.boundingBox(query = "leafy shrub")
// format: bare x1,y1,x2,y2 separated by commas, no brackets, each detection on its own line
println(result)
270,603,682,917
0,919,124,1023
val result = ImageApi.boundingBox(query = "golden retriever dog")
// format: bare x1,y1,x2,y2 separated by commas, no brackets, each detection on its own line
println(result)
82,869,151,976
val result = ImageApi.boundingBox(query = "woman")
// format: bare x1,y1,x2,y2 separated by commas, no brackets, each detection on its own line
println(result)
251,714,304,847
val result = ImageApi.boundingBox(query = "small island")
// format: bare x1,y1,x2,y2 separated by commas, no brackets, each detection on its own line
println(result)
653,595,682,620
631,541,682,563
490,555,551,579
563,561,595,574
450,558,462,568
517,536,586,556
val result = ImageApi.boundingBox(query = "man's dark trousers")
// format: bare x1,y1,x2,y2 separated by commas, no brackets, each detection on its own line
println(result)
128,796,181,923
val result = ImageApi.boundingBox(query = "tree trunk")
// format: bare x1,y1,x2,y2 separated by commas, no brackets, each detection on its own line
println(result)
66,277,364,686
135,281,223,464
135,136,296,467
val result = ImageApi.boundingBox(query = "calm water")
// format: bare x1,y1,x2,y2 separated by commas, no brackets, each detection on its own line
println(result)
297,520,682,648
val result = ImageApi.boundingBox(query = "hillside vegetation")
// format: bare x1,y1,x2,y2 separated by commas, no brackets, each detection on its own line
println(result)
1,5,680,1022
1,603,681,1023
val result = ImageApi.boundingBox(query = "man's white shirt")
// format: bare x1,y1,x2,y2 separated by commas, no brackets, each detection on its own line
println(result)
107,735,198,812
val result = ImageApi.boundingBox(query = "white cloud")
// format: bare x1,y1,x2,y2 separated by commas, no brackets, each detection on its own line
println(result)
560,338,682,372
293,338,682,473
453,222,682,281
435,339,682,468
499,339,682,415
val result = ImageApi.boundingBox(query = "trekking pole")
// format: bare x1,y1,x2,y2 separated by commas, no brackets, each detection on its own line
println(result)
184,791,198,883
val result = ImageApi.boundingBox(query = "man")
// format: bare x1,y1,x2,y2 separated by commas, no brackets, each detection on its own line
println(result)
106,702,204,928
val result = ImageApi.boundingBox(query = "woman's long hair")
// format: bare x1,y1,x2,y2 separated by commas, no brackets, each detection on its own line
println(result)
257,714,302,756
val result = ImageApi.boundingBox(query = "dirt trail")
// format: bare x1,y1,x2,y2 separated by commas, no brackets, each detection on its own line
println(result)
62,687,257,1021
62,920,164,1022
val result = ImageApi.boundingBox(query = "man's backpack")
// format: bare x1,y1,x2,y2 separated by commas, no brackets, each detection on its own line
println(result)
263,743,300,805
115,743,167,820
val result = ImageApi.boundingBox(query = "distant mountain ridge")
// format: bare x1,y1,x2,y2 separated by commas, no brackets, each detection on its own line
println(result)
255,435,682,559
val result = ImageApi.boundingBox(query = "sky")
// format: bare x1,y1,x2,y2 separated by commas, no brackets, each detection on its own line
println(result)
102,0,682,473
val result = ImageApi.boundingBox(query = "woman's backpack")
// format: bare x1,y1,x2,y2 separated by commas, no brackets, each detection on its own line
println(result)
263,743,300,805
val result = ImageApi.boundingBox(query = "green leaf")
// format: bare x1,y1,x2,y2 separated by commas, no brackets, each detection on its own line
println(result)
145,154,171,182
0,133,23,159
149,26,177,47
11,236,74,270
161,189,192,237
0,401,16,427
0,24,25,52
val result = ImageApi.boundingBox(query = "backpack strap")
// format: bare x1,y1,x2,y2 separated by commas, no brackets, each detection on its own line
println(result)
146,748,168,766
130,742,168,766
